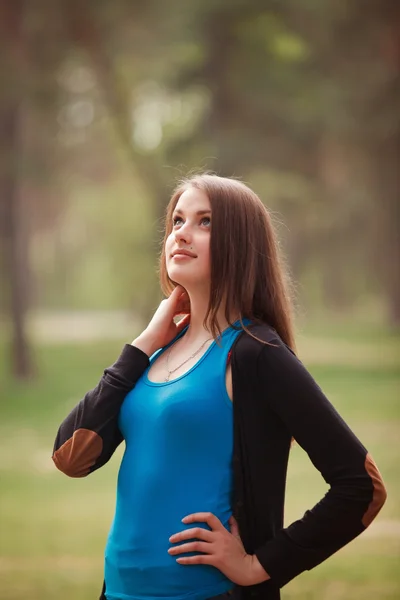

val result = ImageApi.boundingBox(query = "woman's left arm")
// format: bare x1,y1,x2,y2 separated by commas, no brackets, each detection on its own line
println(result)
253,337,387,588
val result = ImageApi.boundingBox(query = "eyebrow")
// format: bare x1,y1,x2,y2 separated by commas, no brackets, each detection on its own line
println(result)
173,209,211,216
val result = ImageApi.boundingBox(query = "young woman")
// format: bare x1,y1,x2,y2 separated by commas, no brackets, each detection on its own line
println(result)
52,173,387,600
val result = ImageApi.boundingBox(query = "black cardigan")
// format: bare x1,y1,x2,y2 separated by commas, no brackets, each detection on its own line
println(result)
52,323,387,600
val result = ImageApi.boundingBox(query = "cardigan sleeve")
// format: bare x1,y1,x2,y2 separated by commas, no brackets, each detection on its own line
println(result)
52,344,150,478
253,337,387,588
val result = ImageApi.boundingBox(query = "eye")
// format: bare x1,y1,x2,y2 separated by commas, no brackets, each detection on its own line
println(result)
172,215,211,227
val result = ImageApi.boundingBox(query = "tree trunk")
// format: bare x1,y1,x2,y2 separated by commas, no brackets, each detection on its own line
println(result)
0,0,36,379
317,135,352,311
373,130,400,328
375,3,400,327
0,100,35,379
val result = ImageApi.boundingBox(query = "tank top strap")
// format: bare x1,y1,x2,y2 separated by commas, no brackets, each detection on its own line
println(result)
210,317,252,368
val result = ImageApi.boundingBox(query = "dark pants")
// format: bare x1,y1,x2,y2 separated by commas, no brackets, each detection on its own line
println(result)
100,582,233,600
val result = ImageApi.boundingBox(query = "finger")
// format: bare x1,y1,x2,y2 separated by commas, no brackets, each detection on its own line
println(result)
168,287,183,302
181,512,222,531
175,313,191,333
173,285,186,298
174,297,190,315
174,300,190,315
176,554,213,565
169,526,214,543
168,541,212,555
177,291,189,304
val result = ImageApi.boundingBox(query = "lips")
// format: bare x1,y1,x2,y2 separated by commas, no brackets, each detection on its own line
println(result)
172,249,196,258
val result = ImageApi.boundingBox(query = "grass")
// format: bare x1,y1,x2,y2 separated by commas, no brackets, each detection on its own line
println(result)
0,323,399,599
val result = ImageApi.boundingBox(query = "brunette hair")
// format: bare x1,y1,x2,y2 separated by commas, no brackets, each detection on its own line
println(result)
158,172,296,352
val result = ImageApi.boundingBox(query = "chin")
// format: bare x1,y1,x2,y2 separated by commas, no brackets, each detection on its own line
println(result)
168,275,190,287
166,268,186,285
167,269,200,287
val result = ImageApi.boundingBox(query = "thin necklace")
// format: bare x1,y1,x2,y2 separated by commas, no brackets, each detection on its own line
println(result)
164,336,214,382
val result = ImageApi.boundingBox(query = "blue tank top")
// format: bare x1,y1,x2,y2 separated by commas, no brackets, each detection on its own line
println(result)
104,318,251,600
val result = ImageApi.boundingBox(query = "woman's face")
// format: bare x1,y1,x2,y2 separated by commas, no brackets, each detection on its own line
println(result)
165,187,212,290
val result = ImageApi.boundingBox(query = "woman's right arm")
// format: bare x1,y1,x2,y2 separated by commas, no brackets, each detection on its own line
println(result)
52,285,191,478
52,342,151,478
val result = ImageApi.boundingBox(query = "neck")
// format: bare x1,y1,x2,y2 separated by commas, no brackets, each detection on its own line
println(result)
180,288,240,344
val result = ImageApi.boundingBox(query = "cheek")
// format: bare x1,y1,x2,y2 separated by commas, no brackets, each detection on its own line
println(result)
199,245,211,268
165,234,174,252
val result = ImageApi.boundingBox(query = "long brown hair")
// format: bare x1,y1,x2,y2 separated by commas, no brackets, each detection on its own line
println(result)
158,172,296,352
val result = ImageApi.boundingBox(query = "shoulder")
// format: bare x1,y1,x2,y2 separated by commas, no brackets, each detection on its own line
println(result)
234,321,284,355
232,321,297,370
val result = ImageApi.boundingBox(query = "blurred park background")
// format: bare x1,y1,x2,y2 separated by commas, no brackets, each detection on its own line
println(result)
0,1,399,599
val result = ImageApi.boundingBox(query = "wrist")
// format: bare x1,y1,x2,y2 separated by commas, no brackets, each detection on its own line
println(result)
248,554,270,585
131,333,159,357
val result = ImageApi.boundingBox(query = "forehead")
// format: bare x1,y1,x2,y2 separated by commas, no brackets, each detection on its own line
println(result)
174,187,211,213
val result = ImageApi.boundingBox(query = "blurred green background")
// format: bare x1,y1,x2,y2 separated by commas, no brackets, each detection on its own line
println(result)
0,1,399,599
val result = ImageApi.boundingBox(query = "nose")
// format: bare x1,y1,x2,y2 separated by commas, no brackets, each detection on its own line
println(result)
174,222,192,245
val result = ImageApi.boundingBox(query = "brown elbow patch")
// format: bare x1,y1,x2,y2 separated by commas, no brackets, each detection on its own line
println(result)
52,429,103,477
362,452,387,528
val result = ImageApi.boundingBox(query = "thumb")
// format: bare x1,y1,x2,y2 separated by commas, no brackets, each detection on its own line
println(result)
228,515,240,538
176,313,191,333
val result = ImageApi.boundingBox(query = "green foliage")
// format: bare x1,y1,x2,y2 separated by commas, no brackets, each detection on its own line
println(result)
2,0,400,384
